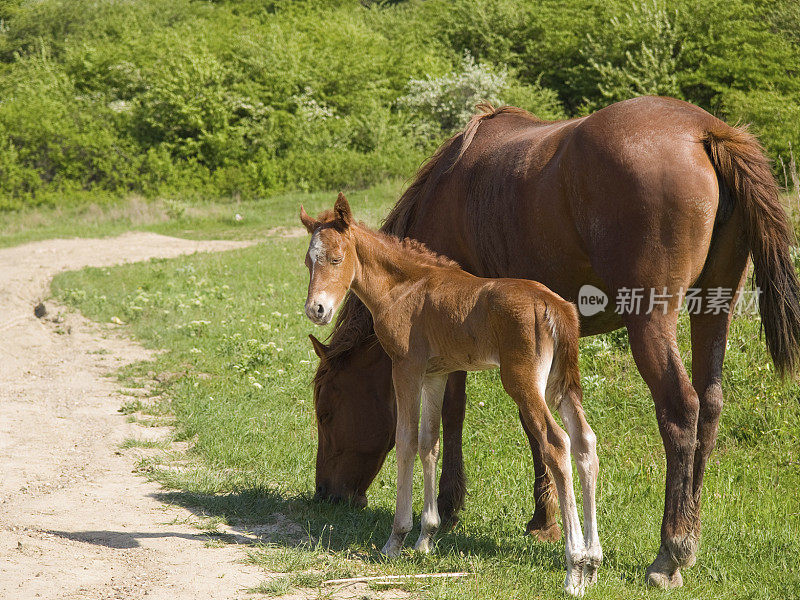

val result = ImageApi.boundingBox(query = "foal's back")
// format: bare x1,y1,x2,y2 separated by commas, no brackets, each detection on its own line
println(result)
413,268,578,378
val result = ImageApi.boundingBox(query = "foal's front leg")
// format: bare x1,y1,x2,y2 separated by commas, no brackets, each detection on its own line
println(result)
415,373,448,553
381,361,425,558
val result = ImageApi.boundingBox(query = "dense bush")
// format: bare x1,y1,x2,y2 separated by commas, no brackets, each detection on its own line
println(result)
0,0,796,209
397,52,564,138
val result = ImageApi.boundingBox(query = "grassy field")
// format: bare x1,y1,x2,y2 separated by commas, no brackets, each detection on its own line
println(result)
49,189,800,599
0,179,404,249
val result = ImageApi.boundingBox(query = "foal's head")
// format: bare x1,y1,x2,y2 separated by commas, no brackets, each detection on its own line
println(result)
300,193,357,326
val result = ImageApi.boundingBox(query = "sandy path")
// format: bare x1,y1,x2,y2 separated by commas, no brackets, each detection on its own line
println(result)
0,233,268,600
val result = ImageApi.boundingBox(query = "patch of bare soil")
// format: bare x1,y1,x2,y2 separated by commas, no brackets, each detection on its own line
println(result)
0,233,271,600
264,226,305,238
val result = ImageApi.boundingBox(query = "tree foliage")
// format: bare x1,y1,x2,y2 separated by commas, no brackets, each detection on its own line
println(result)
0,0,796,209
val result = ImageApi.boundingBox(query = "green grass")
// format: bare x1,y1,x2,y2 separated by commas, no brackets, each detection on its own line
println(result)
0,179,404,249
119,437,170,450
50,194,800,599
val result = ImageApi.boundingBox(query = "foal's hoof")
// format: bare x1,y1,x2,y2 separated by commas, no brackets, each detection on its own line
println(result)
563,568,586,597
525,520,562,543
583,545,603,587
381,536,403,559
563,582,585,597
413,536,434,554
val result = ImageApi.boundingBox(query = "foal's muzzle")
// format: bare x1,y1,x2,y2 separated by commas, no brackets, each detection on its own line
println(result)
305,301,332,325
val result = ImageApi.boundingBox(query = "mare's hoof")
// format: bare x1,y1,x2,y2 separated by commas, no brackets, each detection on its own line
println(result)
646,568,683,589
525,520,562,543
646,544,686,588
438,513,460,532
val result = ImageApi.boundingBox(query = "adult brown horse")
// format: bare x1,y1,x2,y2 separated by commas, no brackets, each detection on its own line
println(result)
309,96,800,588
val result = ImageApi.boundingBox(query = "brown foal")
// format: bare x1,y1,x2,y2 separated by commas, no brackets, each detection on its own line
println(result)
301,194,602,596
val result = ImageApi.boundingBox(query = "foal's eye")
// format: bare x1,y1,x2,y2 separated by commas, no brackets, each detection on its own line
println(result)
330,257,343,265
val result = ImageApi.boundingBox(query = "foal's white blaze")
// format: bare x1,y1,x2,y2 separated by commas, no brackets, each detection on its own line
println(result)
308,231,325,265
305,231,336,324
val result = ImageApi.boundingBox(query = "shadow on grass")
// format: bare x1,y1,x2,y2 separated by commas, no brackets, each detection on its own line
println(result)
149,487,566,573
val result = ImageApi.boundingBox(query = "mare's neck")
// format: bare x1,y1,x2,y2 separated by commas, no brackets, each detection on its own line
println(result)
349,225,429,317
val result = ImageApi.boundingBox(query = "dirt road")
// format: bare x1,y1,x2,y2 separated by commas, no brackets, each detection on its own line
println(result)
0,233,268,600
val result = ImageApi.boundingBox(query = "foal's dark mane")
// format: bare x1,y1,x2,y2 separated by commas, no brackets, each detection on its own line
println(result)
313,104,541,383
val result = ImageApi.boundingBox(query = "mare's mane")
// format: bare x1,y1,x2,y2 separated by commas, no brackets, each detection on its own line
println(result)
313,104,541,384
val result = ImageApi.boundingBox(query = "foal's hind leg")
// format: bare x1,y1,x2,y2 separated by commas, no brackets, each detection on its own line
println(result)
501,360,587,596
415,374,448,553
556,390,602,586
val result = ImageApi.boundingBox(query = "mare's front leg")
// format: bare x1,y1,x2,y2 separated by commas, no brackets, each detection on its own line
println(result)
438,371,467,529
381,360,425,558
415,373,448,552
438,373,561,540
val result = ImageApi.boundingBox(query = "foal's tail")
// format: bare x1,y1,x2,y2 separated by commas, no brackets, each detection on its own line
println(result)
703,125,800,377
547,299,583,405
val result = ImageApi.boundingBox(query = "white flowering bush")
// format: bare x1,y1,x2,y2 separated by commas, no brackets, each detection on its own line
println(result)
397,52,566,138
397,52,508,134
291,87,337,122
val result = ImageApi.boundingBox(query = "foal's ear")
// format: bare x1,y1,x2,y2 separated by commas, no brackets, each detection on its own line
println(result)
309,334,329,359
334,192,352,227
299,205,318,233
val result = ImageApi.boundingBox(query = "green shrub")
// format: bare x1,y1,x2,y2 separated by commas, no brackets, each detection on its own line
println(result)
0,56,142,205
398,52,565,138
577,0,684,110
720,89,800,169
0,0,795,209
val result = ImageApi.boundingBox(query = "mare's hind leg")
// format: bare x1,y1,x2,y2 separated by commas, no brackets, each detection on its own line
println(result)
415,374,448,553
500,360,587,596
688,231,749,556
438,371,467,529
556,389,602,586
625,310,700,589
520,411,563,542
